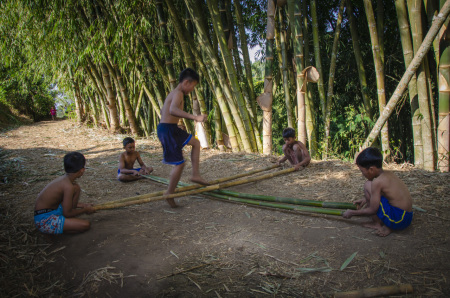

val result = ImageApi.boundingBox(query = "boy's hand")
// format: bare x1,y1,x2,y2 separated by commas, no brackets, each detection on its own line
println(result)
195,114,207,122
132,170,140,176
343,210,353,218
353,198,366,210
84,204,95,214
141,166,153,175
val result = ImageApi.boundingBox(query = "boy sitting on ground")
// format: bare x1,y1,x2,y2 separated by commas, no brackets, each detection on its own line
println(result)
277,127,311,170
118,137,153,182
34,152,95,234
343,147,413,237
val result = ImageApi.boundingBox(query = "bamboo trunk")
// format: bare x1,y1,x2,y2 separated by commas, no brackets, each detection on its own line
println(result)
395,0,423,167
408,0,436,170
438,0,450,172
310,0,327,133
364,0,390,158
334,284,413,298
361,1,450,150
258,0,276,155
347,1,373,119
323,0,346,159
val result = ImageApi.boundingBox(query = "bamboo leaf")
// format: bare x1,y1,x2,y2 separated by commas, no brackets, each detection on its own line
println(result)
340,252,358,271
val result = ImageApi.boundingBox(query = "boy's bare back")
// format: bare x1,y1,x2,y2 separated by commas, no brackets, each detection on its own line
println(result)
35,175,76,210
160,89,184,124
373,170,412,212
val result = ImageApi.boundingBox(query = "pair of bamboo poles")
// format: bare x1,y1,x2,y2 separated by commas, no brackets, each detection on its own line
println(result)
94,165,356,215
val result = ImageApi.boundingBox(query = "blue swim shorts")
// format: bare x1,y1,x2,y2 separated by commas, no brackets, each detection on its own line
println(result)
377,196,413,230
34,204,65,234
157,123,192,165
118,168,141,175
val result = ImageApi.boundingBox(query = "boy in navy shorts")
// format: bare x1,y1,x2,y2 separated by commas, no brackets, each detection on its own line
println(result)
343,147,413,236
157,68,209,207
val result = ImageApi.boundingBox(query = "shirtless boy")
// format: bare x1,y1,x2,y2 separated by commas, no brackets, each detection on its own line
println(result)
118,137,153,182
157,68,208,208
343,147,413,237
34,152,95,234
277,127,311,170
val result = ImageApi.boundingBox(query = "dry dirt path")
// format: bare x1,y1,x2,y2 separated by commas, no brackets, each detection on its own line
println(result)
1,120,449,297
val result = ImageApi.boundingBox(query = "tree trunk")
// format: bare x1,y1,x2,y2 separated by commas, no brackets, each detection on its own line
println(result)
347,1,373,118
364,0,390,157
408,0,436,170
438,0,450,171
323,0,346,159
100,63,120,132
234,0,258,123
278,8,294,128
258,0,276,155
207,0,258,152
395,0,423,167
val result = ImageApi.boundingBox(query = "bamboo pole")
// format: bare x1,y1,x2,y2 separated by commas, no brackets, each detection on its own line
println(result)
146,175,356,210
334,284,413,298
94,165,281,209
209,193,344,216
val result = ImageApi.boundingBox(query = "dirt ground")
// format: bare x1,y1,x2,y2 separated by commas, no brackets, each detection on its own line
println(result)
1,119,449,297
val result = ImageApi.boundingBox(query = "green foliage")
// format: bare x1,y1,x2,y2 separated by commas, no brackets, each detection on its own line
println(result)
330,106,374,160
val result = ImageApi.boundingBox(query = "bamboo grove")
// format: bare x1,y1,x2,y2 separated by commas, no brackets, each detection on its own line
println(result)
0,0,448,172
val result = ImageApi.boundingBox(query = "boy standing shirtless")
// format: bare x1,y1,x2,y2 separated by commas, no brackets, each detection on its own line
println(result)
343,147,413,236
118,137,153,182
34,152,95,234
277,127,311,170
157,68,208,208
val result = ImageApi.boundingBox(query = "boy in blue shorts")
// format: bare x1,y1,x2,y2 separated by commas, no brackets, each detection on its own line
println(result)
34,152,95,234
118,137,153,182
343,147,413,236
157,68,209,208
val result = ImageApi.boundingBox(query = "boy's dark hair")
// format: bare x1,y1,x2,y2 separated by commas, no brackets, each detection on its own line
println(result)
64,152,86,173
123,137,135,147
356,147,383,169
282,127,296,139
179,68,199,83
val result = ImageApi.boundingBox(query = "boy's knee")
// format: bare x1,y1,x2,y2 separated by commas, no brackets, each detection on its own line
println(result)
81,221,91,232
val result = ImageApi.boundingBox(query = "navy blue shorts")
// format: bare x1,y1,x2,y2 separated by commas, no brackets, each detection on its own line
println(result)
157,123,192,165
377,196,413,230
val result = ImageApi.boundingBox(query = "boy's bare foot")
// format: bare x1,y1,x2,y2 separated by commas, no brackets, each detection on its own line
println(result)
376,226,392,237
166,198,178,208
190,176,210,185
362,221,381,230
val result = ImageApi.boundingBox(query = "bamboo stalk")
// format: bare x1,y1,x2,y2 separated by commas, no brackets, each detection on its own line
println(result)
146,175,356,210
96,165,280,208
94,166,292,210
334,284,413,298
209,193,344,216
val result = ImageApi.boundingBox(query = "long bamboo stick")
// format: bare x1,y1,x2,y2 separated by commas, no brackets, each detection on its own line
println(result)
145,174,356,210
94,167,295,210
97,164,280,208
207,193,344,216
334,284,413,298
